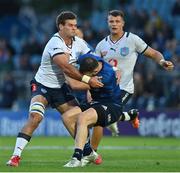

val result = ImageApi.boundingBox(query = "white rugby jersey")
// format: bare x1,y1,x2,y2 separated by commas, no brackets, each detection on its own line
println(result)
95,32,148,94
35,32,91,88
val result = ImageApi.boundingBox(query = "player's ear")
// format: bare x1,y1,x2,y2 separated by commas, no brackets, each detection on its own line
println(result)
59,24,63,31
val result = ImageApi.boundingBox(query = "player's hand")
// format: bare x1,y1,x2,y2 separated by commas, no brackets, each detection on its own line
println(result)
159,60,174,71
116,70,121,84
89,76,104,88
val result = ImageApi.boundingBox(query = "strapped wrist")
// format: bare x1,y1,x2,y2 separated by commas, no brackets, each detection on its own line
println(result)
159,59,165,66
81,75,91,84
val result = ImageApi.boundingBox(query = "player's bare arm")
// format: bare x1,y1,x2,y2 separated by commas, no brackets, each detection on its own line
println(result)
143,47,174,71
53,53,104,88
65,75,90,90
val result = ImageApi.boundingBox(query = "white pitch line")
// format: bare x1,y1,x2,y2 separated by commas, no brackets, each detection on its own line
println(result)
0,146,180,150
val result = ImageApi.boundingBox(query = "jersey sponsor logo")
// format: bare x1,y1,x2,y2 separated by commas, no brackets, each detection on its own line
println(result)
120,47,129,56
102,105,107,110
53,47,61,50
110,47,116,52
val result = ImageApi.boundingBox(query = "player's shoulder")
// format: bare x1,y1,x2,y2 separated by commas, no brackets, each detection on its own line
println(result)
126,32,141,40
49,33,64,44
74,36,86,43
124,32,134,38
96,36,109,48
124,32,144,45
99,36,109,43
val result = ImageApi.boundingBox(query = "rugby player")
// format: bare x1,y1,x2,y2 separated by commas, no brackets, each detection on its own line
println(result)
92,9,174,164
63,54,139,167
6,11,103,167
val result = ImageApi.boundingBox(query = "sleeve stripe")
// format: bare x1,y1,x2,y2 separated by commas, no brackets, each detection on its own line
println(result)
86,50,92,54
140,45,148,54
52,52,65,58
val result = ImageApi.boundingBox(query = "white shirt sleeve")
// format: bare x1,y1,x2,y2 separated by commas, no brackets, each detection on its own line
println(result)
77,37,91,54
132,34,148,54
95,42,102,56
48,37,65,57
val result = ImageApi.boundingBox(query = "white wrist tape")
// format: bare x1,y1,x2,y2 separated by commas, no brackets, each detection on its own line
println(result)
112,66,118,71
81,75,91,83
159,59,165,65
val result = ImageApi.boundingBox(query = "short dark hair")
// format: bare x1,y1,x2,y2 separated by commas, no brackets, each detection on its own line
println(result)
79,57,99,74
56,11,77,30
108,10,124,19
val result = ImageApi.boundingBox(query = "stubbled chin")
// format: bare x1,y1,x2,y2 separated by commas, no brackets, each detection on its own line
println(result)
111,31,118,35
70,34,76,37
111,29,118,33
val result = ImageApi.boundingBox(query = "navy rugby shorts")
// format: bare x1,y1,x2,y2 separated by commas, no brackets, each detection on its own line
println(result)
80,102,123,127
30,79,75,108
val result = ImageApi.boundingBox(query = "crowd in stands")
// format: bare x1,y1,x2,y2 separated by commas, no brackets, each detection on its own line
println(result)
0,0,179,111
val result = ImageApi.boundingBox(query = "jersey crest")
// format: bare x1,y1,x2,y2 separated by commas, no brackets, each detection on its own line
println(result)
120,47,129,56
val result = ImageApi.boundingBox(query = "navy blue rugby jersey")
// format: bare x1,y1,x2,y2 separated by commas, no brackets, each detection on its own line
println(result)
78,54,121,104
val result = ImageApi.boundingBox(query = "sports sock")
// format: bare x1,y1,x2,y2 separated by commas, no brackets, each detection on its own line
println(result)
12,132,31,157
73,148,83,161
83,140,93,156
120,112,131,121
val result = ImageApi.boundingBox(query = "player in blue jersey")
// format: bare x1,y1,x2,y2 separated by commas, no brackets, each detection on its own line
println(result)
63,54,139,167
78,54,121,103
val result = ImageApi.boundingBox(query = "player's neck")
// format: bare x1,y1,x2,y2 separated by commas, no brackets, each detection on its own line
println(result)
110,31,124,42
59,32,72,45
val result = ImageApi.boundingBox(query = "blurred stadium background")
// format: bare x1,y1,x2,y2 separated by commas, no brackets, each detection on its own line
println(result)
0,0,180,172
0,0,180,137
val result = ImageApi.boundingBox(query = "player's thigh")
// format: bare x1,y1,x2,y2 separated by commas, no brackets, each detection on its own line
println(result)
30,95,48,106
92,103,122,127
30,79,49,107
51,83,78,113
89,104,107,127
56,99,78,113
29,80,49,118
61,105,82,123
79,108,98,127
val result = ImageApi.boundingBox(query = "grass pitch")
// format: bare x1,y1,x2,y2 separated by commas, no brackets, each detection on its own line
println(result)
0,136,180,172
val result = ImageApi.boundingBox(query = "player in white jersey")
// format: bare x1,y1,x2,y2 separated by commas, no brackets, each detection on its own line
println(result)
6,11,103,167
91,10,174,164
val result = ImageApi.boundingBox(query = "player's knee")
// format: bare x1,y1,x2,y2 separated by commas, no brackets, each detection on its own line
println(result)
29,102,45,117
28,102,45,126
62,113,71,125
77,113,88,126
62,106,81,124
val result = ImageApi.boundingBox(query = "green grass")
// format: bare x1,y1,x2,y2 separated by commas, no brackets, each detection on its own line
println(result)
0,136,180,172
